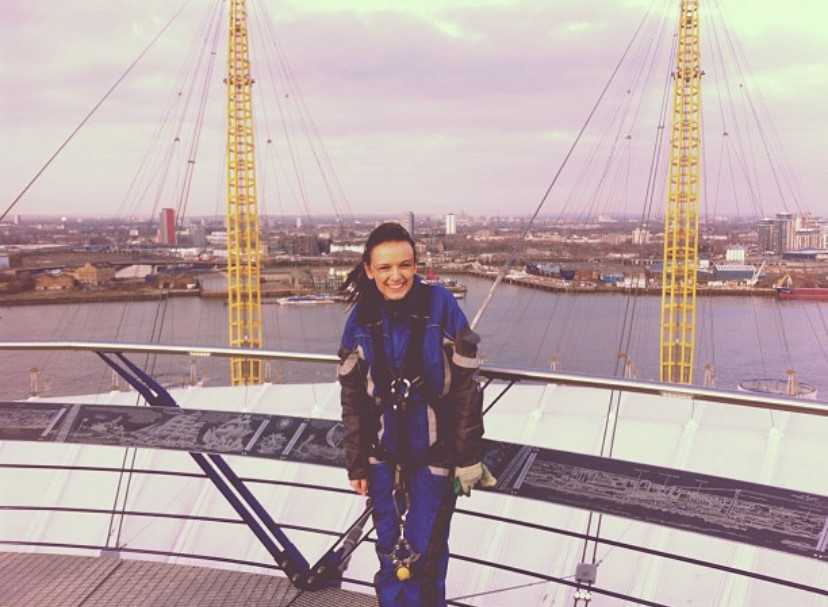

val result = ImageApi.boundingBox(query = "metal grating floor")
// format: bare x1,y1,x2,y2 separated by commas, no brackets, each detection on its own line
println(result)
0,552,378,607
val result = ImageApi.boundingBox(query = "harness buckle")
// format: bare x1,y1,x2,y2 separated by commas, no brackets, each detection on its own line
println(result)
389,377,413,400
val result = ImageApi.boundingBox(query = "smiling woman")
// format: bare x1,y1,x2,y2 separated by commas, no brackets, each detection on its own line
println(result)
336,221,490,605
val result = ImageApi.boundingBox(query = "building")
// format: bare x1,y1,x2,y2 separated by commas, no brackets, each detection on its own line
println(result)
158,208,176,245
782,249,828,262
757,219,779,254
713,263,756,283
190,224,207,247
400,212,415,238
794,228,820,251
445,213,457,236
282,234,320,257
631,226,651,245
34,272,76,291
725,246,746,264
73,262,115,287
330,242,363,255
115,265,154,281
775,212,794,253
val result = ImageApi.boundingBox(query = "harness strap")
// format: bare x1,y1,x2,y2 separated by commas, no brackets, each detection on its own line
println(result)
366,282,435,469
368,282,431,402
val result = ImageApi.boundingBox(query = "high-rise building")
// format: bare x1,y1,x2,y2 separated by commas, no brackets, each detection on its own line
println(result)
775,212,794,254
445,213,456,236
400,211,415,238
757,218,779,254
158,208,176,245
190,224,207,247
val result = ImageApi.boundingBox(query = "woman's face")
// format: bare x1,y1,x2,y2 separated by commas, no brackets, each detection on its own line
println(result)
365,240,416,301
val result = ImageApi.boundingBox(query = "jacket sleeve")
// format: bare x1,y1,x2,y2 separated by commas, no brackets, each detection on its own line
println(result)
338,318,371,480
449,325,484,467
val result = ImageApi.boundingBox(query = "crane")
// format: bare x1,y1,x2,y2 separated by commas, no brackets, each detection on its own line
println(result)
747,260,766,287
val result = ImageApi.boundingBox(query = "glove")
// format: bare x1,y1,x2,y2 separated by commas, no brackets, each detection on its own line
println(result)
453,462,497,497
455,327,480,358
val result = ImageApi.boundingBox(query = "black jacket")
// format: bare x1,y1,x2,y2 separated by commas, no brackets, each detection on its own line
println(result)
337,280,483,480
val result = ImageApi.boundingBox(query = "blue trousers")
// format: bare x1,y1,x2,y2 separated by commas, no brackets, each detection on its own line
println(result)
369,462,456,607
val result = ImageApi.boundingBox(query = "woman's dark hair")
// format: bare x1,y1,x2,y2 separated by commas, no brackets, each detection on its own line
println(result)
340,222,416,305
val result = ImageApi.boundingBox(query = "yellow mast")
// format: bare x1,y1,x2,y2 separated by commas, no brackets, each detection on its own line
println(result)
226,0,262,384
659,0,702,384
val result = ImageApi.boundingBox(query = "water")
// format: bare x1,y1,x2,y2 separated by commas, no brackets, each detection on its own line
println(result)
1,276,827,399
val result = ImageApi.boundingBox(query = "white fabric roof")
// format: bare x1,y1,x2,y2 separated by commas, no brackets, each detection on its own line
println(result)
1,382,826,606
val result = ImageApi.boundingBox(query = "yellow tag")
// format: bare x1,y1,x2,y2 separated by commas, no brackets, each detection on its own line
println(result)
395,565,411,581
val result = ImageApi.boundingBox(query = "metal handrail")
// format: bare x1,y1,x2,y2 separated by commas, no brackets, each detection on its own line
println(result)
0,340,826,416
0,340,341,364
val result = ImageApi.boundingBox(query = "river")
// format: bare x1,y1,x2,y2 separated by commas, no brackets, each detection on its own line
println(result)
1,275,827,400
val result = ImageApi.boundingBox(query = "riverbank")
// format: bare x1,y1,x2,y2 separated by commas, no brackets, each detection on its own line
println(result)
0,286,315,307
455,269,776,297
0,271,778,307
201,288,302,300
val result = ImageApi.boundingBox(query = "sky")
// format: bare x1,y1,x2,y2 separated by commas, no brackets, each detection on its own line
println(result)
1,0,826,220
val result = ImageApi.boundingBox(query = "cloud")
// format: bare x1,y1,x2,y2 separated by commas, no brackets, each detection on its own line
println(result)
1,0,826,217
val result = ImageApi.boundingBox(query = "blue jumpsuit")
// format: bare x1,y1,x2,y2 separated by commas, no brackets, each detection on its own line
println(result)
338,279,481,607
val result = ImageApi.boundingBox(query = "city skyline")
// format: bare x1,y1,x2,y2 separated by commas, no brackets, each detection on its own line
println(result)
2,0,826,218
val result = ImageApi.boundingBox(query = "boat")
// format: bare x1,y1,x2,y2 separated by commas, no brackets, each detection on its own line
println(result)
773,273,828,300
738,376,818,399
776,286,828,301
422,271,467,299
275,294,345,305
526,262,576,281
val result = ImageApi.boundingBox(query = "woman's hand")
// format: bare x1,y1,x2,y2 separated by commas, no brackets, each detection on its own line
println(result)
350,478,369,496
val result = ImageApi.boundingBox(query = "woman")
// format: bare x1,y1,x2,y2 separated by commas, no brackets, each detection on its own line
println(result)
337,222,490,607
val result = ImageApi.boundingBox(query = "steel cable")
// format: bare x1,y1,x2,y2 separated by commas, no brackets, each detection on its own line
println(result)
469,0,659,331
176,0,225,223
1,0,193,223
116,0,217,219
581,0,673,570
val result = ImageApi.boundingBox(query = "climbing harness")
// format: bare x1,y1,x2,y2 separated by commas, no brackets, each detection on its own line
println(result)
366,284,434,583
